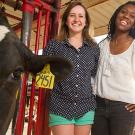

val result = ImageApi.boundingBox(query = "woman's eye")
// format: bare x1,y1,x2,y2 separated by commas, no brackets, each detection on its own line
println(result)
120,9,126,14
79,15,84,18
69,14,75,17
130,14,135,19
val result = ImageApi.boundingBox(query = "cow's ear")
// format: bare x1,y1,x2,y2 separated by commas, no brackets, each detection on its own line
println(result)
49,56,73,81
25,55,73,81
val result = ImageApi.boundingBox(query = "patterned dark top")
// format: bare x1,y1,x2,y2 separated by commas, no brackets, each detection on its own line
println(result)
43,39,100,119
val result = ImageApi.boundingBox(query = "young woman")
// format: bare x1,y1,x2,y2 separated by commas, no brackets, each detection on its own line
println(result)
92,1,135,135
43,2,99,135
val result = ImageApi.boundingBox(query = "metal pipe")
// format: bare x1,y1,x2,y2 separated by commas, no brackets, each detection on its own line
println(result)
33,5,44,135
14,1,34,135
14,0,61,135
42,11,51,135
27,79,35,135
14,73,29,135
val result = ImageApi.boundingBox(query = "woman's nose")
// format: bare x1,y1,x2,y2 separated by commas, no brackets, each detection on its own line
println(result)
74,15,79,21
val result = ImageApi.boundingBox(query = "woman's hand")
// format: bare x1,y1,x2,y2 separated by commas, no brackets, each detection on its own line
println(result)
125,104,135,112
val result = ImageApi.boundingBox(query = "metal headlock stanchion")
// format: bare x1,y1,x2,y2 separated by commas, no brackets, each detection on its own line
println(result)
14,1,34,135
14,0,61,135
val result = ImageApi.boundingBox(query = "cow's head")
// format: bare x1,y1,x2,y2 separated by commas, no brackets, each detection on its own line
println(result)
0,7,73,134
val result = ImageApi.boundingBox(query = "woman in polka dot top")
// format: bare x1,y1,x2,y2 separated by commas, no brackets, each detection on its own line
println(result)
43,1,100,135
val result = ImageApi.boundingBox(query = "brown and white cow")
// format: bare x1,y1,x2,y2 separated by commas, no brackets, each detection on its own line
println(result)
0,8,72,135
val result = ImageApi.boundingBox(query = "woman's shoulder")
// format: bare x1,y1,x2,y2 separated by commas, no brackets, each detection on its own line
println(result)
48,38,67,45
85,39,98,48
133,39,135,45
48,39,60,44
85,40,100,55
47,39,63,49
98,37,110,48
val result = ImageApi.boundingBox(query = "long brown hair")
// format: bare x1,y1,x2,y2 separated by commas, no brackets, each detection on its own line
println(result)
56,1,94,43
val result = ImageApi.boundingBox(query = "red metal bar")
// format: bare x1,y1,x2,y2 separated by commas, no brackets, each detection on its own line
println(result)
42,90,51,135
28,8,43,135
15,0,60,135
33,9,51,135
14,73,29,135
35,88,44,135
25,0,57,12
14,1,34,135
42,11,51,135
43,11,50,48
34,9,43,54
27,79,35,135
32,6,45,135
22,1,34,14
42,1,61,134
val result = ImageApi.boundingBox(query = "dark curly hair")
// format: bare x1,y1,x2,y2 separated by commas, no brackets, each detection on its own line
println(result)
108,1,135,39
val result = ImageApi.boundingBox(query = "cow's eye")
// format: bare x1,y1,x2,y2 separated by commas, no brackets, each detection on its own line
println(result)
11,67,24,80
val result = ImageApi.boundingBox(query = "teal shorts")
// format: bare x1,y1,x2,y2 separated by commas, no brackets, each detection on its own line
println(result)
49,111,95,127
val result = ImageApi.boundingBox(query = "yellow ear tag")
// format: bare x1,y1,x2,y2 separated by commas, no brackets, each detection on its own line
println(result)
35,64,55,89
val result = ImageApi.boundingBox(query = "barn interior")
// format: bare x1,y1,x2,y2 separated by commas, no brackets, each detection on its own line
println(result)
1,0,135,135
1,0,133,50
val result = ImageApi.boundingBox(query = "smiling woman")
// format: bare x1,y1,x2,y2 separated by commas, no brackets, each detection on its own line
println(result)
91,1,135,135
66,5,86,41
43,1,100,135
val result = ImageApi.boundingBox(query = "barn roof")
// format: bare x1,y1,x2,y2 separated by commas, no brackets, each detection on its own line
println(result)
1,0,134,50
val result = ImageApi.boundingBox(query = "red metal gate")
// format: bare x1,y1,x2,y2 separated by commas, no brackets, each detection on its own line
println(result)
14,0,61,135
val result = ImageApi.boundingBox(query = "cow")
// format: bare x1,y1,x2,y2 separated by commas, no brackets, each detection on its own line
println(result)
0,7,73,135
